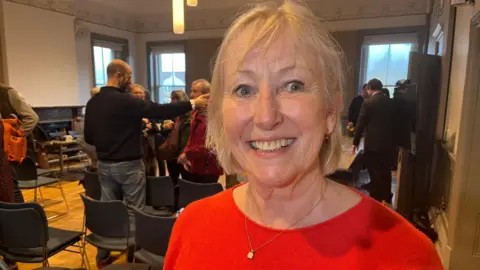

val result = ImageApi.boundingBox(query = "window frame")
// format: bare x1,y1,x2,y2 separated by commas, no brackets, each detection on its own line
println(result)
146,41,187,103
90,33,129,89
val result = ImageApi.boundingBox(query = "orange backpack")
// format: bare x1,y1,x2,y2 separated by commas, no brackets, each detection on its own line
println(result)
2,118,27,163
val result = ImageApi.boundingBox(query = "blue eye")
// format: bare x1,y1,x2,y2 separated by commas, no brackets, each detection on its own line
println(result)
234,85,254,97
283,81,305,92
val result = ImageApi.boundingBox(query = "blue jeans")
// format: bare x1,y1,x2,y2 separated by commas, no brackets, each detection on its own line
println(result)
96,159,146,263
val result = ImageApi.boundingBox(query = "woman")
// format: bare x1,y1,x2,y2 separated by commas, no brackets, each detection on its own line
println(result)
164,90,191,185
130,84,163,176
164,1,443,269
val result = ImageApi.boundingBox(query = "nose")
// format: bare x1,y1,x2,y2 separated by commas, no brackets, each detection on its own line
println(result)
253,84,283,130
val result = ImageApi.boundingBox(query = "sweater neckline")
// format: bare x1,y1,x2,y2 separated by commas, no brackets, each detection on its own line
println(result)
229,183,368,233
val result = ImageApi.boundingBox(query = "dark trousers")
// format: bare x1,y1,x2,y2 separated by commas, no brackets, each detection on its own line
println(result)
9,163,24,203
364,150,393,203
185,173,220,184
157,159,166,176
166,160,182,186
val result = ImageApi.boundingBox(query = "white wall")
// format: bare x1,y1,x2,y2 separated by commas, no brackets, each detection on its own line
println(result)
75,22,137,105
2,1,138,107
134,14,427,87
445,5,475,155
3,1,79,106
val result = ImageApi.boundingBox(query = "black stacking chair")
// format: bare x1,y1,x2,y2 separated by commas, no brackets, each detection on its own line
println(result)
80,194,134,261
144,176,175,216
0,202,85,268
82,169,101,200
178,178,223,209
14,157,69,219
132,208,175,268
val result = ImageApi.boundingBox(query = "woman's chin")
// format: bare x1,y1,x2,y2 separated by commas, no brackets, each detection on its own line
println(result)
247,169,298,188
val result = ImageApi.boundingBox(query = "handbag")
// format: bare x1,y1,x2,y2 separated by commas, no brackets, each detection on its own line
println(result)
2,117,27,163
157,118,181,160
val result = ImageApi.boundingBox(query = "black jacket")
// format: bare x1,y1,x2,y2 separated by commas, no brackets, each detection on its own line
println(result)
353,93,394,152
348,95,364,126
84,86,192,162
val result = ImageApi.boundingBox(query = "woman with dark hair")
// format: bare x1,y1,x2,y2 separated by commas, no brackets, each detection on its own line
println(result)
130,85,165,176
163,90,192,185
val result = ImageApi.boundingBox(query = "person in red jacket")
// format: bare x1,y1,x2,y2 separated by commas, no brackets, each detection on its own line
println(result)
177,79,223,183
164,1,443,269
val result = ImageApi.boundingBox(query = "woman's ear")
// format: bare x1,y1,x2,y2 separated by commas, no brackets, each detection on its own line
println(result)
326,93,341,135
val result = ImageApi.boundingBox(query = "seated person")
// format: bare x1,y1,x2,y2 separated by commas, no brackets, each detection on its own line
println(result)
164,1,443,269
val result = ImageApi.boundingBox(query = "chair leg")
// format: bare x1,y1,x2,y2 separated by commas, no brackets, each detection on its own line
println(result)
80,239,90,270
38,188,45,203
58,181,70,213
33,187,38,202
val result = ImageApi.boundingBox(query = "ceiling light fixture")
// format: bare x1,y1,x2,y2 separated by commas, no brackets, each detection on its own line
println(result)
172,0,184,34
186,0,198,7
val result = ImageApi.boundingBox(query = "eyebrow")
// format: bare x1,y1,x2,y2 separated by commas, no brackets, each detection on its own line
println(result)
236,62,297,75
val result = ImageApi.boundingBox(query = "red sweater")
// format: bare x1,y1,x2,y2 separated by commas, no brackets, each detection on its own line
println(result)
165,186,443,270
183,110,223,176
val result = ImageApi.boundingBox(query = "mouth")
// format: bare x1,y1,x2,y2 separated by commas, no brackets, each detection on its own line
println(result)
248,138,296,152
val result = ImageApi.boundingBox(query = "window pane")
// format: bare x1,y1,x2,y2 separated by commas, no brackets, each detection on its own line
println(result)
366,45,389,83
161,54,173,72
93,46,105,86
153,52,187,103
364,43,413,88
173,53,186,72
385,44,411,86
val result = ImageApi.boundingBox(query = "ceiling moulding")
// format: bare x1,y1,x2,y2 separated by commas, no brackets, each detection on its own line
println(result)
136,1,429,33
6,0,429,34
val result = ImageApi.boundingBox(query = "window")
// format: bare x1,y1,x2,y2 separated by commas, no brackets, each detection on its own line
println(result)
91,34,129,88
360,34,418,96
149,44,186,103
93,47,113,88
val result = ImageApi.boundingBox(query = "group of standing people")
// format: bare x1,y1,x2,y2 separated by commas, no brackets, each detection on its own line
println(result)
82,59,221,267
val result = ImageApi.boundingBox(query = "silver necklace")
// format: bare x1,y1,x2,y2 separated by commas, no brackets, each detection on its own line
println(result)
244,182,325,260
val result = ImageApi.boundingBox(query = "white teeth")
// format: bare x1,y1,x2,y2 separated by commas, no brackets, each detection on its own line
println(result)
250,139,294,152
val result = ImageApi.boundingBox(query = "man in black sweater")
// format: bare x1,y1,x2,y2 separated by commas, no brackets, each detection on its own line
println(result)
353,78,394,204
84,59,208,267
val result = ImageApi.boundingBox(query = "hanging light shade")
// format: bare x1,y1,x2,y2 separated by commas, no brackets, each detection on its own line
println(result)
186,0,198,7
172,0,184,34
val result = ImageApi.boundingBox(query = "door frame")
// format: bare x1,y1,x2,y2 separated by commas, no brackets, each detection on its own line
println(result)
448,11,480,269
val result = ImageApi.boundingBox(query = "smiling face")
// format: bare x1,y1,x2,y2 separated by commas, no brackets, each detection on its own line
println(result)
221,27,336,187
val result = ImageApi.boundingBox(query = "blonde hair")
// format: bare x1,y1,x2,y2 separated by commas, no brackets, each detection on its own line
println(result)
206,0,345,175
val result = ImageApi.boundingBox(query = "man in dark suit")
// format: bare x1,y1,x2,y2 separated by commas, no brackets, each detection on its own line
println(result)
353,78,394,204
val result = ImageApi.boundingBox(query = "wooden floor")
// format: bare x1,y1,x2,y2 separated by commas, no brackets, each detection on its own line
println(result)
17,180,128,270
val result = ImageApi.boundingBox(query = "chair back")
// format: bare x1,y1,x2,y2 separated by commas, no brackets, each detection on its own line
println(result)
80,194,129,238
0,202,48,249
133,208,175,256
146,176,174,208
178,178,223,209
13,157,37,181
83,169,101,200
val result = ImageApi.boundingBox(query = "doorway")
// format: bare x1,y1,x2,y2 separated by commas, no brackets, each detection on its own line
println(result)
447,14,480,270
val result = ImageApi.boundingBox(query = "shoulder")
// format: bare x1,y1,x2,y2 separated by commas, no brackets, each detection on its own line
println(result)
359,197,442,268
171,188,235,234
178,188,234,221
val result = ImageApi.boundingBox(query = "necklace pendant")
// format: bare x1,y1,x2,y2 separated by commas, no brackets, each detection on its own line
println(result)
247,250,255,260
